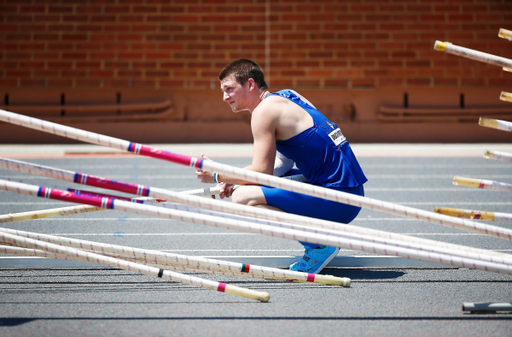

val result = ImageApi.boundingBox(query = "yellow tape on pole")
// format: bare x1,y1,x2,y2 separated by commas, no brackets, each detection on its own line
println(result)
499,28,512,41
434,207,473,219
479,117,500,130
453,176,481,188
500,92,512,103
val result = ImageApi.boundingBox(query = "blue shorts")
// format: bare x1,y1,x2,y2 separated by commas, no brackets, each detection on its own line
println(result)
260,184,364,249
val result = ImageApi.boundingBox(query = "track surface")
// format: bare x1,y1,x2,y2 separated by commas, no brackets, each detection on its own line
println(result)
0,144,511,336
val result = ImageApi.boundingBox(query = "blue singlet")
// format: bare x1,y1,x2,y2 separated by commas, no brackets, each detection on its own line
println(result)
260,90,367,247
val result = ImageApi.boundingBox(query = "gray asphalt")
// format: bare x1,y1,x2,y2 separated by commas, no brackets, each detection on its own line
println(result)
0,144,511,336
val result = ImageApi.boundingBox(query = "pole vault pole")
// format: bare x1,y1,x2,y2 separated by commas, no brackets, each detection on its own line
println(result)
4,193,512,269
500,92,512,103
433,41,512,69
0,226,351,287
0,231,270,302
453,176,512,193
2,156,512,265
0,187,214,223
1,178,512,275
479,117,512,132
434,207,512,223
484,150,512,163
0,245,346,285
0,110,511,241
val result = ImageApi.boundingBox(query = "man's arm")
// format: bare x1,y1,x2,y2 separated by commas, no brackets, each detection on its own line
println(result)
195,102,278,186
246,104,277,175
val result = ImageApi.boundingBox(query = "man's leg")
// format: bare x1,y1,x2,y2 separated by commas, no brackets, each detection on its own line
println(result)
231,185,283,212
233,185,340,274
257,185,365,274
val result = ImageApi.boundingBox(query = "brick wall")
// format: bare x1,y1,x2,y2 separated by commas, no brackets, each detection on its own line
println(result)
1,0,512,91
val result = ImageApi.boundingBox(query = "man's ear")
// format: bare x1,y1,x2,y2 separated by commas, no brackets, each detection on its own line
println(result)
247,78,256,91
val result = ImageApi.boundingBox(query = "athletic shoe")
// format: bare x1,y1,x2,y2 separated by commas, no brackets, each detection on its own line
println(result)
289,245,339,274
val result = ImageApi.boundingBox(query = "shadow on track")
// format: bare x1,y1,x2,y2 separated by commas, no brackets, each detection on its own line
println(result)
2,315,511,327
324,268,406,280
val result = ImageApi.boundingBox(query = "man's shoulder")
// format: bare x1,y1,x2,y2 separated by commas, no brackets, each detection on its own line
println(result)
255,95,288,113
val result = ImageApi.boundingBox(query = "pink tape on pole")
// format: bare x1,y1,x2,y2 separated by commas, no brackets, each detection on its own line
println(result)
138,145,203,169
45,188,113,209
306,273,315,282
67,188,151,203
217,283,227,292
75,172,150,196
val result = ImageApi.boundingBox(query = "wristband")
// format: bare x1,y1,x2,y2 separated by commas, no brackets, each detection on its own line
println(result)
213,172,220,183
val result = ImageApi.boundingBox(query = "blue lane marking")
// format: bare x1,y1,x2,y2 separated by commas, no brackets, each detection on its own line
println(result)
117,217,127,221
113,232,124,237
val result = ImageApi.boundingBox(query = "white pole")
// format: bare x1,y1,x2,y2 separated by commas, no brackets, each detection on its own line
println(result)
435,207,512,223
434,41,512,69
479,117,512,132
1,179,512,275
2,156,512,264
484,150,512,163
500,91,512,103
453,176,512,193
0,232,270,302
0,245,345,284
0,227,350,286
498,28,512,41
0,108,511,241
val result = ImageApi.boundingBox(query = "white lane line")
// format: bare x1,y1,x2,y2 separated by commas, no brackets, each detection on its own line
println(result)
398,202,512,205
36,165,190,169
166,249,304,251
40,232,492,237
368,175,512,179
7,216,509,221
164,188,505,192
15,217,177,221
401,233,488,236
159,249,512,252
157,249,355,253
0,175,197,180
52,233,256,236
2,199,512,206
362,164,509,169
24,217,419,221
0,202,66,205
2,174,512,180
23,164,509,169
365,188,488,191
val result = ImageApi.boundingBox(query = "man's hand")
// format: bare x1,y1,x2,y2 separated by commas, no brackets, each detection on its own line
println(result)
217,183,236,199
195,154,236,199
195,154,214,184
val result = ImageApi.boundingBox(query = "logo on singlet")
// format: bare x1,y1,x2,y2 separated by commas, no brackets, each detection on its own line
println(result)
328,128,346,146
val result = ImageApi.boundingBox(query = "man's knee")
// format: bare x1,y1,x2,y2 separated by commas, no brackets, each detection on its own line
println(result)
231,188,253,206
231,189,246,205
231,187,265,207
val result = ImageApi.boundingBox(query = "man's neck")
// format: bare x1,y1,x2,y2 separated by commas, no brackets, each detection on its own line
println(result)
248,89,270,114
259,90,270,101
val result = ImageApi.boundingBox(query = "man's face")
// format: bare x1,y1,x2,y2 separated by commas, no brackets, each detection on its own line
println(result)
220,74,249,113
